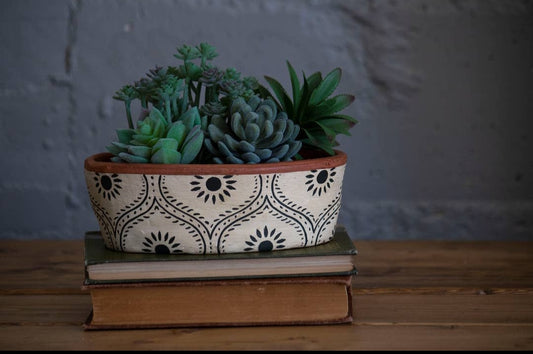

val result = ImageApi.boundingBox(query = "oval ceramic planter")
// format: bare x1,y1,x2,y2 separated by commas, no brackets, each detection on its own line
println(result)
84,150,347,254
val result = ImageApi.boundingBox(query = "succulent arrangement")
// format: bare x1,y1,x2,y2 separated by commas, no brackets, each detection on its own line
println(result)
108,43,356,164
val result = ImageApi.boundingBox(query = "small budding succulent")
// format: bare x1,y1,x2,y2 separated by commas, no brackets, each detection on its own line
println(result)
204,96,302,164
106,107,204,164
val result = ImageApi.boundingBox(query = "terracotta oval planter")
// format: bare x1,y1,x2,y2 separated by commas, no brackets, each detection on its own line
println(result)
84,150,347,254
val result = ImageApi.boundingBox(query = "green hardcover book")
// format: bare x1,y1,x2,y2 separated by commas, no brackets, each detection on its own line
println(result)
84,225,357,285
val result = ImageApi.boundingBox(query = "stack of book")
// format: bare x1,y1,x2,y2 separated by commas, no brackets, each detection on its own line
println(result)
82,226,357,329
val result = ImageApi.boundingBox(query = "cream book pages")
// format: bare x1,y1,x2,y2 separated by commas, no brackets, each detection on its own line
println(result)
84,225,357,283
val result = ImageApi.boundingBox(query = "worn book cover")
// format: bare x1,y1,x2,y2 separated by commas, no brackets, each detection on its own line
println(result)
84,225,357,284
83,274,354,330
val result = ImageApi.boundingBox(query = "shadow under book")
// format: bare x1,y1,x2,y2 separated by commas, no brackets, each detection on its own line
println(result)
82,226,358,329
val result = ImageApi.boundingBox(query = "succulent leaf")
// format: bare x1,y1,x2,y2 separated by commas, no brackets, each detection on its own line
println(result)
242,152,261,164
203,138,218,156
151,148,181,164
200,101,226,117
258,131,283,149
331,113,359,124
180,107,201,130
199,67,224,87
174,44,201,61
152,138,179,154
255,148,272,160
231,112,243,137
264,76,293,118
127,145,152,159
317,118,356,136
325,94,355,114
118,152,149,163
224,68,241,81
226,155,244,164
180,129,204,164
106,143,126,156
303,128,335,155
238,140,255,153
116,129,135,144
242,76,259,91
286,141,303,160
309,68,341,106
208,123,226,142
166,121,187,149
196,42,218,62
223,134,240,151
307,72,323,91
245,123,260,142
287,61,301,109
271,144,289,159
217,140,234,159
260,120,274,139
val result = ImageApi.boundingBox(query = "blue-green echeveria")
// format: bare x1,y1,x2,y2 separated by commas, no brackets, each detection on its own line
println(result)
204,96,302,164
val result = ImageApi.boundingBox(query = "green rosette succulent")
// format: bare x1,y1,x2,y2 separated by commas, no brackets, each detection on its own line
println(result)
259,61,357,155
106,107,204,164
204,96,302,164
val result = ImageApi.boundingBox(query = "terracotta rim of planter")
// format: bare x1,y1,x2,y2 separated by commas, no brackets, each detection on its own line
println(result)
84,149,347,175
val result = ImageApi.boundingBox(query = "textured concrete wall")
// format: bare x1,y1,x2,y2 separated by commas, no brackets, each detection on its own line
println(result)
1,0,532,240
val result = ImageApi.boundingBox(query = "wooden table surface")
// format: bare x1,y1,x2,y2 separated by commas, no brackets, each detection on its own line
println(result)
1,238,532,350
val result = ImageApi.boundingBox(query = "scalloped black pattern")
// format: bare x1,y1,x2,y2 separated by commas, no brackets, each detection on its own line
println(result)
85,166,344,254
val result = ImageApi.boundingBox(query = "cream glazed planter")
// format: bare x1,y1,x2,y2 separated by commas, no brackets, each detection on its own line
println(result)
84,150,347,254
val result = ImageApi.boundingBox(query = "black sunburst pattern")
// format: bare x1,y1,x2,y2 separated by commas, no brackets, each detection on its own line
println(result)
244,226,286,252
94,173,122,200
305,168,336,196
142,231,183,254
190,175,237,204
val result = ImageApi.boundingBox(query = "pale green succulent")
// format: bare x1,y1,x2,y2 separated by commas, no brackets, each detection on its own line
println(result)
106,107,204,164
204,96,302,164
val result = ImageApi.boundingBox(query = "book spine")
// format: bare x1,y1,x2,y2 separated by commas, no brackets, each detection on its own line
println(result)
83,275,354,329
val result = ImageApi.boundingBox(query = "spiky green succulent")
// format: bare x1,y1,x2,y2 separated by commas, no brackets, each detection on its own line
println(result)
259,62,357,155
204,96,302,164
106,107,204,164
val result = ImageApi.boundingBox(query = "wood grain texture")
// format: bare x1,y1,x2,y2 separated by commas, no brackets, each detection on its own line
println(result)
0,240,85,292
1,239,532,350
0,295,91,325
0,323,532,350
2,239,533,293
1,293,531,326
354,240,533,289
